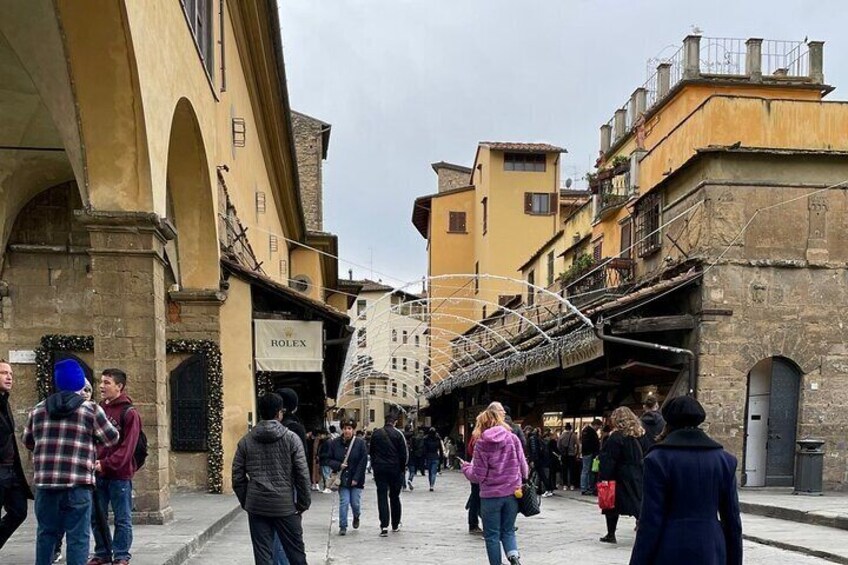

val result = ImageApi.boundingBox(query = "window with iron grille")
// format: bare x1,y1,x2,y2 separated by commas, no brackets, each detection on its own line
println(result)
636,193,662,257
255,191,266,214
170,354,208,451
504,152,546,172
448,211,467,233
180,0,215,79
392,381,398,396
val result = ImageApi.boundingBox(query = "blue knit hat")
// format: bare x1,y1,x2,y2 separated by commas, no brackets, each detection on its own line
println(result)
54,359,86,392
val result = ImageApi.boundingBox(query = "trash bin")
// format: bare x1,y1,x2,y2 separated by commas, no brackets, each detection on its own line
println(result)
794,438,825,495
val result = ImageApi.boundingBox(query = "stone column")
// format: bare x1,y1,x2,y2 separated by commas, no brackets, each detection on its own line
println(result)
683,35,702,80
600,124,612,154
657,63,672,98
630,87,647,118
613,108,627,141
746,38,763,81
808,41,824,84
77,210,175,524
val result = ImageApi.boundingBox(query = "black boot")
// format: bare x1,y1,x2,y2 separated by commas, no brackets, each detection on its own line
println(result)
599,533,617,544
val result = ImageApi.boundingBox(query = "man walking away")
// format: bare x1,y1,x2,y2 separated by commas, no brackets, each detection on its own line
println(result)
423,428,444,492
0,360,33,552
88,369,142,565
640,395,665,450
25,359,119,565
580,419,602,495
557,424,580,491
369,411,408,537
408,428,425,489
233,393,311,565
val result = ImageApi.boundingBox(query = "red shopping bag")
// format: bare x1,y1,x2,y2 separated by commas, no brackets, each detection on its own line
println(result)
597,480,616,511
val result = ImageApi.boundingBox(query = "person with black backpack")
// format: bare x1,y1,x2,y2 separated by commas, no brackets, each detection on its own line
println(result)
88,368,146,565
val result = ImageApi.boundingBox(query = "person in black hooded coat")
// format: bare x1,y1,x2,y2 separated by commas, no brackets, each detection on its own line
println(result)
629,396,742,565
639,395,665,450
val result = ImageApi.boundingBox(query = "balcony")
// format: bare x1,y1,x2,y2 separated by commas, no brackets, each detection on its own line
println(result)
563,257,635,307
590,163,631,220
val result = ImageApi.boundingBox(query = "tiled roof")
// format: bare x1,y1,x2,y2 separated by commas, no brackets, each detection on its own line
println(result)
431,161,473,174
350,279,395,293
480,142,566,153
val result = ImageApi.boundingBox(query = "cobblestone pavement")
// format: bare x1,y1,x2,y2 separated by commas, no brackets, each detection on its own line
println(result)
187,470,834,565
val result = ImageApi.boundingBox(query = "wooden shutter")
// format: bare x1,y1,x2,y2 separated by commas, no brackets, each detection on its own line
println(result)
524,192,533,213
549,192,558,215
171,354,209,451
620,218,632,259
458,212,466,232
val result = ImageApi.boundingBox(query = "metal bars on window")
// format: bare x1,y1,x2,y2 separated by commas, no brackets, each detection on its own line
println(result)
636,193,661,257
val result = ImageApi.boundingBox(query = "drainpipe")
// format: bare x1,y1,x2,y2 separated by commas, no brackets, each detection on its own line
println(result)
594,320,697,397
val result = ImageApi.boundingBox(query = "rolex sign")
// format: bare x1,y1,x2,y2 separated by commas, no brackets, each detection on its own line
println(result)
254,320,324,372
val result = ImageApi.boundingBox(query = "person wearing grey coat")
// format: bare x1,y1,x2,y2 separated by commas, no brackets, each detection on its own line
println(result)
233,394,312,565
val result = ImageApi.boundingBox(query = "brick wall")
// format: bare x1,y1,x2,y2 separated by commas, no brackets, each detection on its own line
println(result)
292,113,324,232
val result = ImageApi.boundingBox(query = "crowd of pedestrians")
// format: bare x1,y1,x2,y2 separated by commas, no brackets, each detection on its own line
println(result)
1,359,743,565
0,358,145,565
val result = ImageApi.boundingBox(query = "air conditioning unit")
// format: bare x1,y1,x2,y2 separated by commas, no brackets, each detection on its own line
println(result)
290,275,311,294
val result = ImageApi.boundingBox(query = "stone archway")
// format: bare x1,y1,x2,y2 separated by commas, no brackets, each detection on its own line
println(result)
165,98,219,291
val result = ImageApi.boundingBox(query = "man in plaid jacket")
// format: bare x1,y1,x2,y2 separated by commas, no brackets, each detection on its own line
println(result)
23,359,119,565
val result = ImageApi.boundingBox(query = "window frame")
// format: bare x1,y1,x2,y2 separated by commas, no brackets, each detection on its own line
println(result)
636,193,662,257
546,251,555,287
524,192,556,216
504,152,546,172
356,299,367,319
448,211,467,233
179,0,217,91
527,270,536,306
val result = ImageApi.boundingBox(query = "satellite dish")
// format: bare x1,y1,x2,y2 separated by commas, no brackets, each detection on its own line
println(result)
565,178,573,189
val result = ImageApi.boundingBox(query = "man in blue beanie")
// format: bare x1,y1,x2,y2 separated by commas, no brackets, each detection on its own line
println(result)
24,359,119,565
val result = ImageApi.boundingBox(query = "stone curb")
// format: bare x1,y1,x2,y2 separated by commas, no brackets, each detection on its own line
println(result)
742,534,848,565
739,501,848,532
160,503,243,565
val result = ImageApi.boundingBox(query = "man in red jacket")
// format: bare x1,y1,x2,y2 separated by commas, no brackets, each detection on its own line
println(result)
87,368,141,565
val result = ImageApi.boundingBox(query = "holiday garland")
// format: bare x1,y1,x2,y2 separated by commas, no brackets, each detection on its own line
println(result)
167,339,224,494
35,335,94,400
255,371,274,397
35,334,225,495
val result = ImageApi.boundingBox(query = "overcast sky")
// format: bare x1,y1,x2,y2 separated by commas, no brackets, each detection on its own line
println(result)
278,0,848,287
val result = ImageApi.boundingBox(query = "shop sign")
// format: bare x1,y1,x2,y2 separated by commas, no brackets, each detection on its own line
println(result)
254,320,323,372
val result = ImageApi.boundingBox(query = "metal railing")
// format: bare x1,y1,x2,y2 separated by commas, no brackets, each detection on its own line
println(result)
762,39,809,77
564,258,635,305
699,37,747,75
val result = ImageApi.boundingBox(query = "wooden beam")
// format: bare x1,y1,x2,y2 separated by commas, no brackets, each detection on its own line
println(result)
611,314,696,335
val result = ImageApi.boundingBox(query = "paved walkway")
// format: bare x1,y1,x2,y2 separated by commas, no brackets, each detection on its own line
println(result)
3,491,240,565
187,471,837,565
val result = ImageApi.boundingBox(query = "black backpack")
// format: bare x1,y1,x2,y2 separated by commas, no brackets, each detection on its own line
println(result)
121,405,149,470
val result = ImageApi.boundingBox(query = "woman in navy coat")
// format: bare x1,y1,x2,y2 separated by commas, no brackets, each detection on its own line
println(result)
630,396,743,565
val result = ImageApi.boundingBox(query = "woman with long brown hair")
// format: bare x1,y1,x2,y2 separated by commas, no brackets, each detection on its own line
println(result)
461,402,528,565
598,406,645,544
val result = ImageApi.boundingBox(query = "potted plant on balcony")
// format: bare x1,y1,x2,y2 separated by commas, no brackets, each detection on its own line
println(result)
559,253,595,287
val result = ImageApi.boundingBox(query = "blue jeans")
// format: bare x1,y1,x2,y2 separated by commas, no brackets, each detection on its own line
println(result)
480,495,519,565
92,478,133,562
338,487,362,529
35,487,92,565
580,455,596,493
272,534,290,565
407,462,416,483
426,458,439,488
321,465,332,487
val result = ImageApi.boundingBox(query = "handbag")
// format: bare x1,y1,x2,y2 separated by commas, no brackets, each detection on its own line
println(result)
591,456,600,473
327,437,357,490
597,480,616,511
517,470,541,517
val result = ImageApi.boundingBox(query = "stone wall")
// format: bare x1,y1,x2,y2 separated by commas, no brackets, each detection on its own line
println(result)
437,166,471,193
292,112,325,232
0,183,92,424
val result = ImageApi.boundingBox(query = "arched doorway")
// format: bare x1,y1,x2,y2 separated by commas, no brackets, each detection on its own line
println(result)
744,357,801,487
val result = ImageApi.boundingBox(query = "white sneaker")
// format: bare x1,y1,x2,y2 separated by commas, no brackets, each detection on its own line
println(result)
542,491,554,498
323,488,332,494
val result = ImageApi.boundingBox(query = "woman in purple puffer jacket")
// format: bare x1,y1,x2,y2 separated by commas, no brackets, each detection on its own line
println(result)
461,402,529,565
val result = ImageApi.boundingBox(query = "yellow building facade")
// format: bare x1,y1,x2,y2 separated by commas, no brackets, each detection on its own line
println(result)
1,0,350,521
